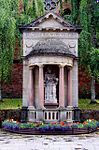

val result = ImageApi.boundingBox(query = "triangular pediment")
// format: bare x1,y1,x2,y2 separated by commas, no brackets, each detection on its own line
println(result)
34,12,72,29
37,17,64,29
20,12,81,32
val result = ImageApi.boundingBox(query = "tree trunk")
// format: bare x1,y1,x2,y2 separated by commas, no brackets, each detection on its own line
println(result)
0,82,1,100
0,67,3,101
91,76,96,102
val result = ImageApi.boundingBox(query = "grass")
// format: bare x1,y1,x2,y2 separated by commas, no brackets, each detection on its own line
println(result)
0,98,99,110
79,99,99,110
0,99,22,110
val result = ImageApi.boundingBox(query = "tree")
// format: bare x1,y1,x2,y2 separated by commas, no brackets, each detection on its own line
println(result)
89,48,99,102
79,0,99,102
0,0,44,100
0,0,18,100
64,0,99,101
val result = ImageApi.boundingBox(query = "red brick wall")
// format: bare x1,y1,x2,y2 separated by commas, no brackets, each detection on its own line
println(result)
2,62,23,98
79,68,99,99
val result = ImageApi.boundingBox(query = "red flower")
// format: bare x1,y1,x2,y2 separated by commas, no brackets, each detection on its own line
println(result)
51,122,57,125
83,122,87,125
60,122,65,126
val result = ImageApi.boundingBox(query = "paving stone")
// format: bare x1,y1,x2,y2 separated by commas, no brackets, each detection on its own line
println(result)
0,130,99,150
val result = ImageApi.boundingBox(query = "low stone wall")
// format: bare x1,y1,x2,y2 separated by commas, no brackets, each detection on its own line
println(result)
81,110,99,122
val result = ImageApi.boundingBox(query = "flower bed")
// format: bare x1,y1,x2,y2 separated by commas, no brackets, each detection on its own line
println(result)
2,119,99,135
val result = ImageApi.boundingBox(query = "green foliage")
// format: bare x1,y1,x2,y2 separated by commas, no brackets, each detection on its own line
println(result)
0,98,99,110
2,119,99,132
0,0,44,83
89,48,99,78
0,99,22,110
71,0,80,24
79,0,99,79
18,0,44,25
0,0,18,81
79,99,99,110
80,0,90,31
79,31,91,67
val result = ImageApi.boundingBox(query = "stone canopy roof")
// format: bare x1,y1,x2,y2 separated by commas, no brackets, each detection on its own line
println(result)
25,39,75,59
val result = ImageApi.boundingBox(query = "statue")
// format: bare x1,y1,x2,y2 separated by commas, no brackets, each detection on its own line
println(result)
44,68,58,103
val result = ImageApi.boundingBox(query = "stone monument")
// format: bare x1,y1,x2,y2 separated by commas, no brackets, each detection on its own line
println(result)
20,0,81,123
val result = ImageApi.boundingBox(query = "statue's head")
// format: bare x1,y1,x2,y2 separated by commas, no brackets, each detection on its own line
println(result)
47,67,51,73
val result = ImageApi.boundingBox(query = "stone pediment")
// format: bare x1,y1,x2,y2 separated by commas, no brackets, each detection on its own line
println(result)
20,12,81,32
36,17,64,29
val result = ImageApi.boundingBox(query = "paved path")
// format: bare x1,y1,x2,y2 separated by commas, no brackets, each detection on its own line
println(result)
0,130,99,150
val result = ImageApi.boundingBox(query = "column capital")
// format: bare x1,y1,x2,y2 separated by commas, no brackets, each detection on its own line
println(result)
38,64,44,68
29,66,34,70
67,66,72,70
23,60,28,66
59,64,65,68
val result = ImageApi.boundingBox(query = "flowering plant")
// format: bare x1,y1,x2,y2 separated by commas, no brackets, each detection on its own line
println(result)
2,119,99,133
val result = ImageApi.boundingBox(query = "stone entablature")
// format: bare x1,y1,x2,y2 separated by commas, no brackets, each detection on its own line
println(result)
24,32,79,39
28,56,73,67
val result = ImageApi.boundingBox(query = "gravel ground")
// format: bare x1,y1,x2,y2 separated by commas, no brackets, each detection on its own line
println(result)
0,129,99,150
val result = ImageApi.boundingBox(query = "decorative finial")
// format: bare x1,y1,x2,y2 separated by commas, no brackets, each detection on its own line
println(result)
44,0,59,11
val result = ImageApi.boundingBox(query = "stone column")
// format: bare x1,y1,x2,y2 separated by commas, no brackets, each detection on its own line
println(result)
72,61,78,107
23,60,28,107
38,64,44,109
67,67,72,107
28,67,35,109
59,64,65,108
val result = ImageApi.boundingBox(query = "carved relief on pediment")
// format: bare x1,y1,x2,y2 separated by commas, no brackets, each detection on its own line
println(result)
68,41,76,48
25,40,33,48
68,41,76,55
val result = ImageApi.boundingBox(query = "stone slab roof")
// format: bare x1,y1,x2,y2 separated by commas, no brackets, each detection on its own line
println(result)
25,39,75,59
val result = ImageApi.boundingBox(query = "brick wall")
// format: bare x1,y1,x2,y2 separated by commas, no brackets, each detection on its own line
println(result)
79,67,99,99
2,62,23,98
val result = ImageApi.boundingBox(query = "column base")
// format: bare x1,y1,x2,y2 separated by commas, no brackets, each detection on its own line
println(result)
37,106,46,110
67,106,73,110
36,110,44,122
58,106,66,110
21,106,28,123
66,106,73,122
28,106,36,122
28,106,35,110
73,107,81,122
60,109,67,121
